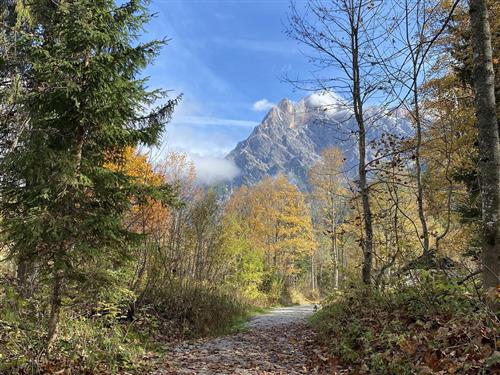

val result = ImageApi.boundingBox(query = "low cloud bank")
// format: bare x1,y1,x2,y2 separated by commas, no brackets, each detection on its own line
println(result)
189,154,240,184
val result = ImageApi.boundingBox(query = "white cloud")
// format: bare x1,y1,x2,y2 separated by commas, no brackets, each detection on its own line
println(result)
189,153,240,184
305,91,353,122
252,98,275,112
306,91,344,110
211,37,299,55
157,100,252,184
176,115,259,128
162,125,237,157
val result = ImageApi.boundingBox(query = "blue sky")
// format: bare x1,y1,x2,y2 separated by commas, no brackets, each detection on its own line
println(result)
142,0,311,179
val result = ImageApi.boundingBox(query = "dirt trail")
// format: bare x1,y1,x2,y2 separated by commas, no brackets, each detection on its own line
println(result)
152,305,315,375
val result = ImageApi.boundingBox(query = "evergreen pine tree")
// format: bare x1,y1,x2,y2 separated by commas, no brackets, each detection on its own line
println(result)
0,0,179,346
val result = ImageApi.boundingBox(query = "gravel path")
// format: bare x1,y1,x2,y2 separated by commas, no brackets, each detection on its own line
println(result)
246,305,314,329
152,305,315,375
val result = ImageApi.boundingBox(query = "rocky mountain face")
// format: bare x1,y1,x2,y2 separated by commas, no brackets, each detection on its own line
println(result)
226,92,413,190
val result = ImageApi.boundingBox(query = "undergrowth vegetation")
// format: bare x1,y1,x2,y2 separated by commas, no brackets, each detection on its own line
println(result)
1,281,142,373
135,282,252,338
310,274,500,374
0,277,256,374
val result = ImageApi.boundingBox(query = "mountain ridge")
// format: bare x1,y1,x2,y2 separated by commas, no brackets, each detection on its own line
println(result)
226,92,413,189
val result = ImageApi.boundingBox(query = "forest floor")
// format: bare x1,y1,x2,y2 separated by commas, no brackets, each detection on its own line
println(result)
150,305,319,375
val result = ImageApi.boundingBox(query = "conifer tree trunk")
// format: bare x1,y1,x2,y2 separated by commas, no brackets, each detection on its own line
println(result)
47,271,62,348
469,0,500,306
16,258,29,295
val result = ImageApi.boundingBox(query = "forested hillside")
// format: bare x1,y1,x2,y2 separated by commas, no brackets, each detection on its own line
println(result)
0,0,498,374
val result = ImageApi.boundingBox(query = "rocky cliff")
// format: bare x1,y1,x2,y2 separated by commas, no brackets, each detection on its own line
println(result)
227,92,412,189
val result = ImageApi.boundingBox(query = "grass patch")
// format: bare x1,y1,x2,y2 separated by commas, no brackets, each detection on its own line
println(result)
223,306,269,334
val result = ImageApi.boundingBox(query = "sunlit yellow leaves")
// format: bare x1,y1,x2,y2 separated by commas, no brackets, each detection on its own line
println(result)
105,147,163,186
227,175,316,277
104,148,197,236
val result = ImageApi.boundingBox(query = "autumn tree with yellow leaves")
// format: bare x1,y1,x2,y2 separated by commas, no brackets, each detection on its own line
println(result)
227,175,316,302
